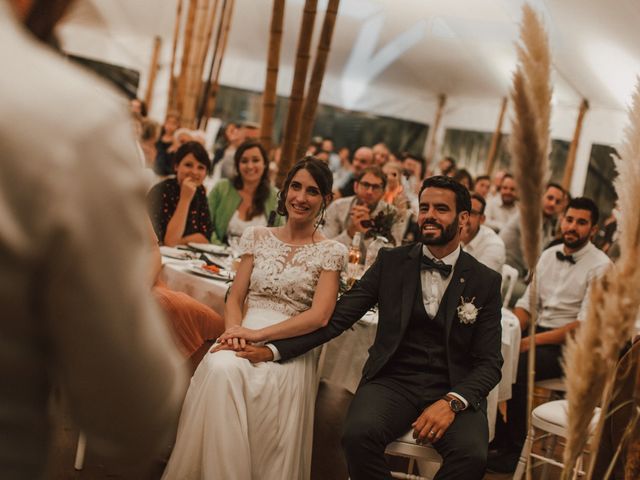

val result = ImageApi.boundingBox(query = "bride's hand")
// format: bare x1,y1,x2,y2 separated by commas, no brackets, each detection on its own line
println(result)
211,336,246,353
217,326,263,344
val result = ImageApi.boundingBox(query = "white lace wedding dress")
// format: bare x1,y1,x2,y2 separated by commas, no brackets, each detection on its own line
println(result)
162,226,347,480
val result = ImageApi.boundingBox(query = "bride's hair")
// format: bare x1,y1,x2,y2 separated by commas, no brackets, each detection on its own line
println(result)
276,157,333,220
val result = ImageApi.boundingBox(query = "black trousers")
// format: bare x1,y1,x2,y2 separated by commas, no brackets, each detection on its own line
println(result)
341,379,489,480
503,338,563,450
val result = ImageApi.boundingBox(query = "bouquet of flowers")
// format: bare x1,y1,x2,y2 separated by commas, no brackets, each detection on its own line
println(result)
361,206,397,245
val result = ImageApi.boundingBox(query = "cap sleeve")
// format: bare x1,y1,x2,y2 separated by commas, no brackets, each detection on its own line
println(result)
321,241,348,272
238,226,256,256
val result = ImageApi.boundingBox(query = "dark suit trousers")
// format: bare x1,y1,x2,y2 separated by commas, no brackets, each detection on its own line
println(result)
342,379,489,480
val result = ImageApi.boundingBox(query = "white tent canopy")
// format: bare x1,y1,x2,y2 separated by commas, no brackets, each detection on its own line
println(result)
57,0,640,194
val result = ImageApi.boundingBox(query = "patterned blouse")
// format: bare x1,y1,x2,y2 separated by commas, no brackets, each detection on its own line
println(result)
147,178,213,243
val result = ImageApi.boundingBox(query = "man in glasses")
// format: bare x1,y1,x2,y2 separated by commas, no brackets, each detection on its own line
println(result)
323,166,405,251
460,193,506,274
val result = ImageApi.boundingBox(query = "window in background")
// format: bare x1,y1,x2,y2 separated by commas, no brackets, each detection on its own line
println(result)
583,144,617,220
440,128,569,182
213,85,429,155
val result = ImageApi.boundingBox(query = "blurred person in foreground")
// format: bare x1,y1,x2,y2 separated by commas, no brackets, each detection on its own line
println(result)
0,1,186,477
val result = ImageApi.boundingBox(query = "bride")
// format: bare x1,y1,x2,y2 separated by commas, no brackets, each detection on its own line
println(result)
162,157,347,480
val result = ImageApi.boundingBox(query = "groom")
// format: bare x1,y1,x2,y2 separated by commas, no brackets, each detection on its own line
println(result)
249,176,503,479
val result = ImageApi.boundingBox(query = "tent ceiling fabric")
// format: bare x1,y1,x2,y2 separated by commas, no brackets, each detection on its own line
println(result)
58,0,640,130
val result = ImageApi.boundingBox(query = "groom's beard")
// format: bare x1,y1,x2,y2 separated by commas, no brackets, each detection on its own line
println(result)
419,217,459,246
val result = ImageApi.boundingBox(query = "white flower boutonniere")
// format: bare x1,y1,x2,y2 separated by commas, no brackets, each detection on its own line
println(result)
457,297,480,325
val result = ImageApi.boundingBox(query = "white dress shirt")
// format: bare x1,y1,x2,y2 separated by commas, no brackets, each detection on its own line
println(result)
462,225,506,274
516,242,611,329
421,245,460,317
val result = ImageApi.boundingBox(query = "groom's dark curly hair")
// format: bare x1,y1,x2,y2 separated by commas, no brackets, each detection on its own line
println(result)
419,175,471,214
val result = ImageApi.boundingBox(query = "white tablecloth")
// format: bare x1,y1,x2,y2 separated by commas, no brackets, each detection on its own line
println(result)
159,259,230,316
320,308,521,440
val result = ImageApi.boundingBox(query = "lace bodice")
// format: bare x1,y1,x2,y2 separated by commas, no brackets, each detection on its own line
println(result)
238,226,347,317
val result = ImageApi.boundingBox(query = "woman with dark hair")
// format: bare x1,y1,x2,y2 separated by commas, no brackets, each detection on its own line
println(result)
147,141,213,246
154,111,180,175
162,158,347,480
207,139,282,245
453,168,474,191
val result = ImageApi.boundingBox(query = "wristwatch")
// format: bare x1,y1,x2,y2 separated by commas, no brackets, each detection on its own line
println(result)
442,394,466,413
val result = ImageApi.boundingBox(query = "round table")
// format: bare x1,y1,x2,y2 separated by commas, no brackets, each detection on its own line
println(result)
159,259,230,316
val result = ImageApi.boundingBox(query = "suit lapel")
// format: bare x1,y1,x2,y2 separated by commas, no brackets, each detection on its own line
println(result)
400,243,422,332
443,250,472,341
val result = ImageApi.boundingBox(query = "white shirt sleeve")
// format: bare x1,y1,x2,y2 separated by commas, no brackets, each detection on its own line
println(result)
266,343,281,361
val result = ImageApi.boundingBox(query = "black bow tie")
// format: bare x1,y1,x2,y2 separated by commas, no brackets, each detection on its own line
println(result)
421,256,452,278
556,251,576,264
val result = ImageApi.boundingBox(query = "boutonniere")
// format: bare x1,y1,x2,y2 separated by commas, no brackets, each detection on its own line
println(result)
457,297,480,324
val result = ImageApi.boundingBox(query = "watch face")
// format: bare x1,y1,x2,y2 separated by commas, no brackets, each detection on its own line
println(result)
450,398,464,412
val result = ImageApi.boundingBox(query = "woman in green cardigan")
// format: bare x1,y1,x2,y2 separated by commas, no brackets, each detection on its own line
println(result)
208,140,282,245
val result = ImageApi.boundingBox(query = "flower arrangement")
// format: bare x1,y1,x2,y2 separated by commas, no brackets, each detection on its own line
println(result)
361,206,397,245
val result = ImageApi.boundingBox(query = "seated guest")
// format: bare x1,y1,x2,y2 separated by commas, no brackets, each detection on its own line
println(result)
453,168,474,191
372,142,391,166
436,155,456,176
382,161,406,206
488,197,611,473
473,174,491,198
323,166,405,255
147,141,213,246
484,173,518,232
461,193,506,273
500,182,564,293
154,112,181,176
334,146,374,199
208,140,281,245
487,169,507,201
217,122,247,180
145,225,224,361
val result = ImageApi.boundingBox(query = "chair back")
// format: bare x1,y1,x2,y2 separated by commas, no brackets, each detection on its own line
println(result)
501,264,519,308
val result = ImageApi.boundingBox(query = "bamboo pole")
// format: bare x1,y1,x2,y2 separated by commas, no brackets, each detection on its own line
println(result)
199,0,235,129
175,0,198,117
277,0,319,188
166,0,183,111
182,0,211,127
143,36,162,112
194,0,220,114
561,98,589,191
424,93,447,176
259,0,286,152
295,0,341,160
485,97,508,175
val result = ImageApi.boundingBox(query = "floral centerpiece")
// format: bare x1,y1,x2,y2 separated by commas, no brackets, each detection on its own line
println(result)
361,206,397,246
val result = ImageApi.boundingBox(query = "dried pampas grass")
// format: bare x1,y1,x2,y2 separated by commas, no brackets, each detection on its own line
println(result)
509,6,552,479
561,79,640,479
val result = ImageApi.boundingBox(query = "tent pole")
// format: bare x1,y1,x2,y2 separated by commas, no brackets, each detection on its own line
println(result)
485,97,508,175
176,0,198,118
296,0,341,160
166,0,183,112
259,0,286,152
423,93,447,177
277,0,318,188
182,0,211,128
201,0,235,130
561,98,589,193
143,36,162,113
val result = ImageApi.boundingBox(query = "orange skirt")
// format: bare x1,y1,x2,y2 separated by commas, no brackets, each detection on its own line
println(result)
153,285,225,358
